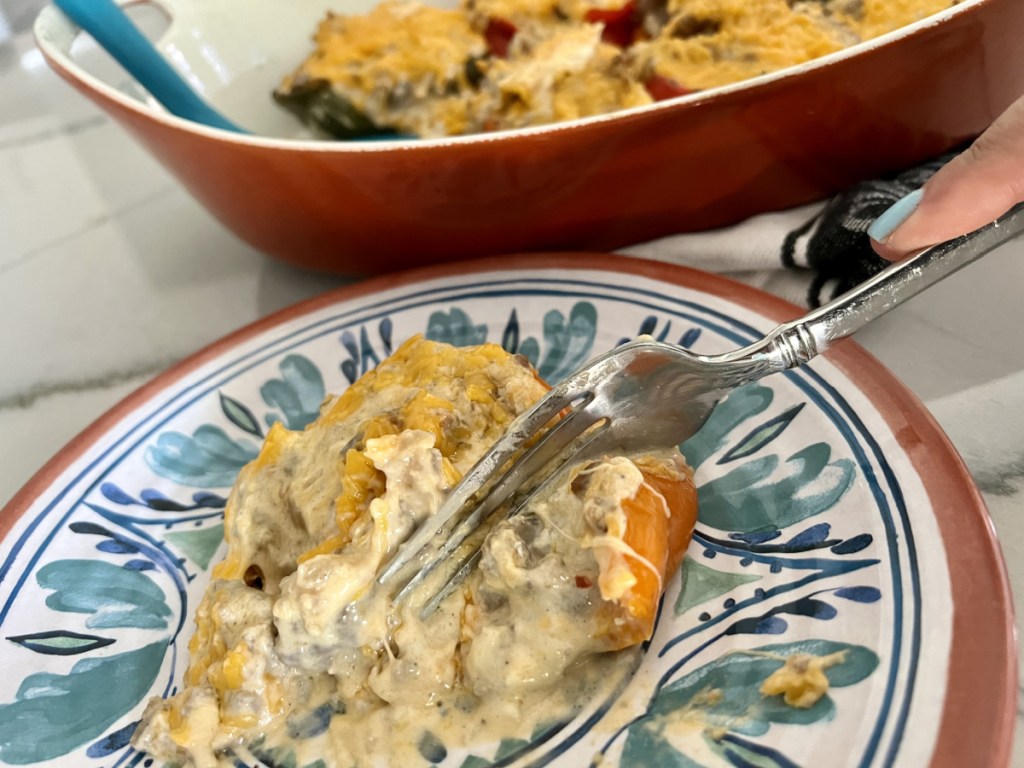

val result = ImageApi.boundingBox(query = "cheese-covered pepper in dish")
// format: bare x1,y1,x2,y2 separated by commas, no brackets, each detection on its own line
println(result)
276,0,959,138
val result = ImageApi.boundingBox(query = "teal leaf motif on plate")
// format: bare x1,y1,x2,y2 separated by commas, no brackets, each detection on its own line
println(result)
501,308,525,354
245,737,335,768
457,719,568,767
707,732,800,768
145,425,259,487
100,482,227,513
0,640,166,764
497,309,540,364
683,385,775,470
7,630,115,656
696,444,856,533
675,559,761,617
425,302,598,384
621,316,701,349
719,404,805,464
37,559,171,630
531,302,597,382
219,391,263,438
417,730,447,763
86,719,138,758
166,523,225,571
250,739,299,768
458,740,531,767
427,307,488,347
285,703,333,740
147,355,326,488
340,324,394,384
262,354,326,431
619,640,879,768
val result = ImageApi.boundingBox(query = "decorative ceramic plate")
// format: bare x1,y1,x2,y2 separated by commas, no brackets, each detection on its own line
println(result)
0,255,1014,768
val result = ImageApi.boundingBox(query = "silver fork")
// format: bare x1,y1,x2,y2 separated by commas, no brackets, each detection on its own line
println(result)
379,202,1024,617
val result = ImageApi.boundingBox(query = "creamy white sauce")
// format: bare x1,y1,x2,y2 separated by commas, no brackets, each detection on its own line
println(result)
132,340,690,768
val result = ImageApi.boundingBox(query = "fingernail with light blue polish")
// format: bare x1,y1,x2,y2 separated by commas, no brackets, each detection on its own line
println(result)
868,188,924,242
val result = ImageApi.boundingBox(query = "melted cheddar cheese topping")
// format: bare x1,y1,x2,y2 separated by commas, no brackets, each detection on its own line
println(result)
276,0,959,137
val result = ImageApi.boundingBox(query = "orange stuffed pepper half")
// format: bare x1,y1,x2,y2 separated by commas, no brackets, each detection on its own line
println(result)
132,336,698,768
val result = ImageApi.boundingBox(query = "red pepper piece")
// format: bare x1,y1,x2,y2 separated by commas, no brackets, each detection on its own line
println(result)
484,17,518,58
584,1,639,48
575,575,593,588
643,74,693,101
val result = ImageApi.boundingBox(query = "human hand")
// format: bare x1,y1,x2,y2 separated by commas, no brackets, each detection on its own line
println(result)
868,95,1024,261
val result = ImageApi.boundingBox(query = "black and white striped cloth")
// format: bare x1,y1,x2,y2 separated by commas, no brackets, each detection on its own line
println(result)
622,150,959,308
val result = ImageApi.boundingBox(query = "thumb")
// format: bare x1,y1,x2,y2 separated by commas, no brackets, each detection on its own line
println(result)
869,96,1024,261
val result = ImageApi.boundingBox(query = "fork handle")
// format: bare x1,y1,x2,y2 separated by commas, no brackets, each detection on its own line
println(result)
755,201,1024,370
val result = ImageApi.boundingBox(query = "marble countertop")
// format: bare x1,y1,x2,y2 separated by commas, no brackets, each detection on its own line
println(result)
1,19,1022,765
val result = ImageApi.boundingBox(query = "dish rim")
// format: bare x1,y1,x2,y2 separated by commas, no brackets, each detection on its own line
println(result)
33,0,989,151
0,253,1016,766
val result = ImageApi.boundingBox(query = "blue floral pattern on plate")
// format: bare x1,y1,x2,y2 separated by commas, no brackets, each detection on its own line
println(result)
0,271,956,767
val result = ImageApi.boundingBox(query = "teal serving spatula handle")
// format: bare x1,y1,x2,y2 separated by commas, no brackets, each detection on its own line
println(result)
53,0,246,133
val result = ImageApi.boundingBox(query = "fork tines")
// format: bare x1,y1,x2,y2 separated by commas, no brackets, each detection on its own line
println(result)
376,381,604,615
